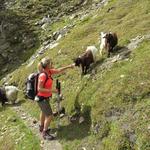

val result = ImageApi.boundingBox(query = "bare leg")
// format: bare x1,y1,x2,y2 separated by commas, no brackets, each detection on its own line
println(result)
42,115,55,140
43,115,53,131
40,112,45,126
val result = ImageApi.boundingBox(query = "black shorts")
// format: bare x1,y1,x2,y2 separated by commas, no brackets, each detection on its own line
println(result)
37,97,53,116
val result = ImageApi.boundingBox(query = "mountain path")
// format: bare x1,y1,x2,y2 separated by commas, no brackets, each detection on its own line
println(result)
12,104,62,150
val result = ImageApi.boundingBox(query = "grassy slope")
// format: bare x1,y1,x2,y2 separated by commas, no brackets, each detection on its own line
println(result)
0,0,150,149
0,107,40,150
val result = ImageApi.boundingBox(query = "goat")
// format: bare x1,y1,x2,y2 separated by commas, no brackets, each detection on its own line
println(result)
0,87,8,106
74,46,98,75
4,85,21,104
100,32,118,57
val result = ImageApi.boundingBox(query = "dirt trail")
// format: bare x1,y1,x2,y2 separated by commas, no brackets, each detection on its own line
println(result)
12,105,62,150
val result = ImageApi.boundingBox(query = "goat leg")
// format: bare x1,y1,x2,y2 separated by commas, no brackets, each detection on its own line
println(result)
85,65,90,75
81,64,85,75
106,43,111,57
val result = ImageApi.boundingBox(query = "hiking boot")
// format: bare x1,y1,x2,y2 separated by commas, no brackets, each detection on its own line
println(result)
42,130,55,140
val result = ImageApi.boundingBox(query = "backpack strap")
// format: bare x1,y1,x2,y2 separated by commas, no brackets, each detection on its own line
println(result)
35,72,49,95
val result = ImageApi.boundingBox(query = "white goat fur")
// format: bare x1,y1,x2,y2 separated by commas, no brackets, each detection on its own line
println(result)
86,46,98,61
99,32,107,56
4,86,20,104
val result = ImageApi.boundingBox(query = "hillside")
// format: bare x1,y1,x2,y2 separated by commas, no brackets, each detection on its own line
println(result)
0,0,150,150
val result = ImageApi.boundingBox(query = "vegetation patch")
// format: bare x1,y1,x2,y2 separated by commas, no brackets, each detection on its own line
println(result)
0,107,40,150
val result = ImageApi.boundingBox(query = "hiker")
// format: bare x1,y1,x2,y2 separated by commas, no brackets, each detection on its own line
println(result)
37,57,74,140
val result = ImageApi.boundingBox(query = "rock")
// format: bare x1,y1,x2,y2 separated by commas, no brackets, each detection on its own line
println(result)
120,74,125,78
37,15,51,26
56,34,62,41
111,54,120,62
70,14,78,20
21,116,27,120
85,74,91,79
2,126,7,132
60,113,65,118
41,23,48,31
129,133,136,143
40,141,44,148
8,117,17,122
58,49,62,55
107,7,115,13
41,140,44,145
79,116,85,124
49,43,59,49
91,122,100,134
53,31,59,40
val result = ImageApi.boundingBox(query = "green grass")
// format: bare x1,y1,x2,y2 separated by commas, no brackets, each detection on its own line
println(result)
1,0,150,149
0,107,40,150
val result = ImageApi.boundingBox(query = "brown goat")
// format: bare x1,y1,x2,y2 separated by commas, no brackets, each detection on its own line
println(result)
74,50,94,75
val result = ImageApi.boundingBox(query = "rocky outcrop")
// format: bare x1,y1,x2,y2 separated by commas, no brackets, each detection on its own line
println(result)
0,8,39,77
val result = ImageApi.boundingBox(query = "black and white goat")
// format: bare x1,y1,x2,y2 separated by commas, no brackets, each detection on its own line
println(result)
0,85,21,106
100,32,118,57
74,46,98,75
4,85,21,104
0,87,8,106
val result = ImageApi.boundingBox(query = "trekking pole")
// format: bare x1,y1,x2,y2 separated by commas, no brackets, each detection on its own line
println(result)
56,79,61,129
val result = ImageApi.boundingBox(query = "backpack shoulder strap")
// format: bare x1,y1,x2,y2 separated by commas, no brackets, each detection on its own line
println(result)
35,72,48,95
35,73,40,95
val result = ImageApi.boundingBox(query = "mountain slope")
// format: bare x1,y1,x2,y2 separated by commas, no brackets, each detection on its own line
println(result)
0,0,150,149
